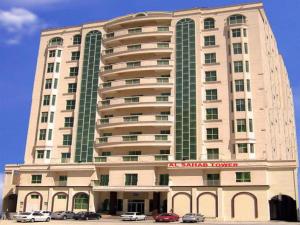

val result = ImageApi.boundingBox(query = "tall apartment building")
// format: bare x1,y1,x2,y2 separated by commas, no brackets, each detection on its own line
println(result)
2,2,298,221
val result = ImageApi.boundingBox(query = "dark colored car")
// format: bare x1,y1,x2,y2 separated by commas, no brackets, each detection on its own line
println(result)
155,213,179,222
74,212,101,220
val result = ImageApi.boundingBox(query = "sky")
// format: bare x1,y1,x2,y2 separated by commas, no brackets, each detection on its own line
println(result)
0,0,300,207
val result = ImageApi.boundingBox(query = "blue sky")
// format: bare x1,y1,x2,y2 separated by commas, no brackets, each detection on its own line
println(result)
0,0,299,201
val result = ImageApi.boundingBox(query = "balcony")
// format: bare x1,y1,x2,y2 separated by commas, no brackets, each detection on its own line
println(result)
97,114,173,129
102,42,172,62
94,154,171,164
204,179,220,186
99,77,173,94
103,26,173,45
94,134,171,148
98,95,173,111
100,59,173,76
55,181,67,186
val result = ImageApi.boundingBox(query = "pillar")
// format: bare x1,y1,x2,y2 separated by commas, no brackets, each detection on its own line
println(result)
123,199,128,212
109,192,117,215
47,188,53,211
217,187,223,221
67,188,73,211
167,190,173,212
89,190,95,212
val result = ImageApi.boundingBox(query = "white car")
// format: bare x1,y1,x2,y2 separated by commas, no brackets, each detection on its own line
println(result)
14,212,51,222
120,212,147,221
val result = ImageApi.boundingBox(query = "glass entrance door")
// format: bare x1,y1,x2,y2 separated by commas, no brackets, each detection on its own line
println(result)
128,200,144,213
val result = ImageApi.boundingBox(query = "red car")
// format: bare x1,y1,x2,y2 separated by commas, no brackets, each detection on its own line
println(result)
155,213,179,222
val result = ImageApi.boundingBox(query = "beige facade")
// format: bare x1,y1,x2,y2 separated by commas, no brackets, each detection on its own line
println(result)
2,2,299,222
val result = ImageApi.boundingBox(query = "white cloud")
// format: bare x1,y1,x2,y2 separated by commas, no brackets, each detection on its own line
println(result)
3,0,65,7
0,8,45,45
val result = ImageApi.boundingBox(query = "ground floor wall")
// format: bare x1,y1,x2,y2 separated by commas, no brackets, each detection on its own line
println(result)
7,185,297,221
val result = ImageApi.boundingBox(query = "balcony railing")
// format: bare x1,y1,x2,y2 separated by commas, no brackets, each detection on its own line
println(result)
99,77,172,90
204,180,220,186
97,114,172,127
103,26,172,40
95,134,171,145
98,96,173,108
94,154,171,163
92,180,108,186
55,181,67,186
100,59,174,73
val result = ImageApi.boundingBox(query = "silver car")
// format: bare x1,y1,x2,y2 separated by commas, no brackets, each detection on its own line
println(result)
182,213,204,223
51,211,74,220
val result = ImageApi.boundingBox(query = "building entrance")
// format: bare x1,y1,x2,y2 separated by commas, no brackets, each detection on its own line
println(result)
128,200,144,213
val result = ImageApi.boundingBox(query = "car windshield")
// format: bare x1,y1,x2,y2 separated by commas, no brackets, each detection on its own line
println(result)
20,213,31,215
160,213,171,216
125,213,134,215
185,214,194,216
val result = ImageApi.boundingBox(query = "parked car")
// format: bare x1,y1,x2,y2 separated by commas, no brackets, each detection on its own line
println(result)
35,211,52,217
120,212,147,221
73,212,101,220
182,213,204,223
51,211,75,220
155,213,179,222
14,212,51,222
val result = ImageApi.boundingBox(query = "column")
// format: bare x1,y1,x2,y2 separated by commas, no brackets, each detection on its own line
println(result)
47,188,53,211
167,190,173,212
123,199,128,212
109,192,117,215
89,190,95,212
67,188,74,211
153,192,161,214
217,187,223,221
191,187,197,213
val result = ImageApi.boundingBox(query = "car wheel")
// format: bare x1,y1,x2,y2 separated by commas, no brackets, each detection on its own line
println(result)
46,217,50,222
86,217,89,220
63,216,67,220
30,218,35,223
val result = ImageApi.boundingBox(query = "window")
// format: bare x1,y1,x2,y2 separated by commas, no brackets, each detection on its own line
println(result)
207,148,219,159
41,112,48,123
247,79,251,91
207,174,220,186
64,117,74,127
157,42,169,48
206,108,218,120
204,18,215,29
100,175,109,186
250,144,254,153
61,153,71,163
248,99,252,111
232,43,242,54
249,119,253,132
205,71,217,82
57,195,66,199
66,100,75,110
127,61,141,68
157,26,169,32
204,35,215,46
31,195,39,199
238,143,248,153
244,43,248,54
206,128,219,140
36,150,44,159
102,151,111,156
46,150,50,159
232,120,235,133
128,151,141,155
49,50,55,57
236,99,245,111
236,172,251,182
204,53,216,64
125,174,138,186
74,194,88,210
68,83,77,93
53,79,58,89
39,129,46,140
45,79,52,90
159,174,169,186
243,28,247,37
63,134,72,146
237,119,247,132
55,62,60,73
160,149,170,154
234,61,243,72
70,67,79,76
49,37,63,46
127,44,141,50
59,175,67,182
228,14,246,25
128,27,142,33
245,61,249,72
47,63,54,73
50,112,54,123
57,50,61,57
206,89,217,101
235,80,244,92
31,175,42,184
51,95,56,106
48,129,52,140
71,51,80,60
232,28,241,37
73,35,81,45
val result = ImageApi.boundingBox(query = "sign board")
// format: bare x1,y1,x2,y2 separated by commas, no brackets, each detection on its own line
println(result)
168,162,239,168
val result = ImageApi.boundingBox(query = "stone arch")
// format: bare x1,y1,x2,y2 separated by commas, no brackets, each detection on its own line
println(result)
231,192,258,218
72,192,89,211
269,194,297,221
172,192,192,216
51,192,69,212
23,192,43,212
196,192,218,217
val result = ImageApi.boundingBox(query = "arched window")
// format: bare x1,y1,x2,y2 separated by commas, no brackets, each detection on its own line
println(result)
73,193,89,210
73,34,81,45
49,37,63,46
204,18,215,29
228,14,246,25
